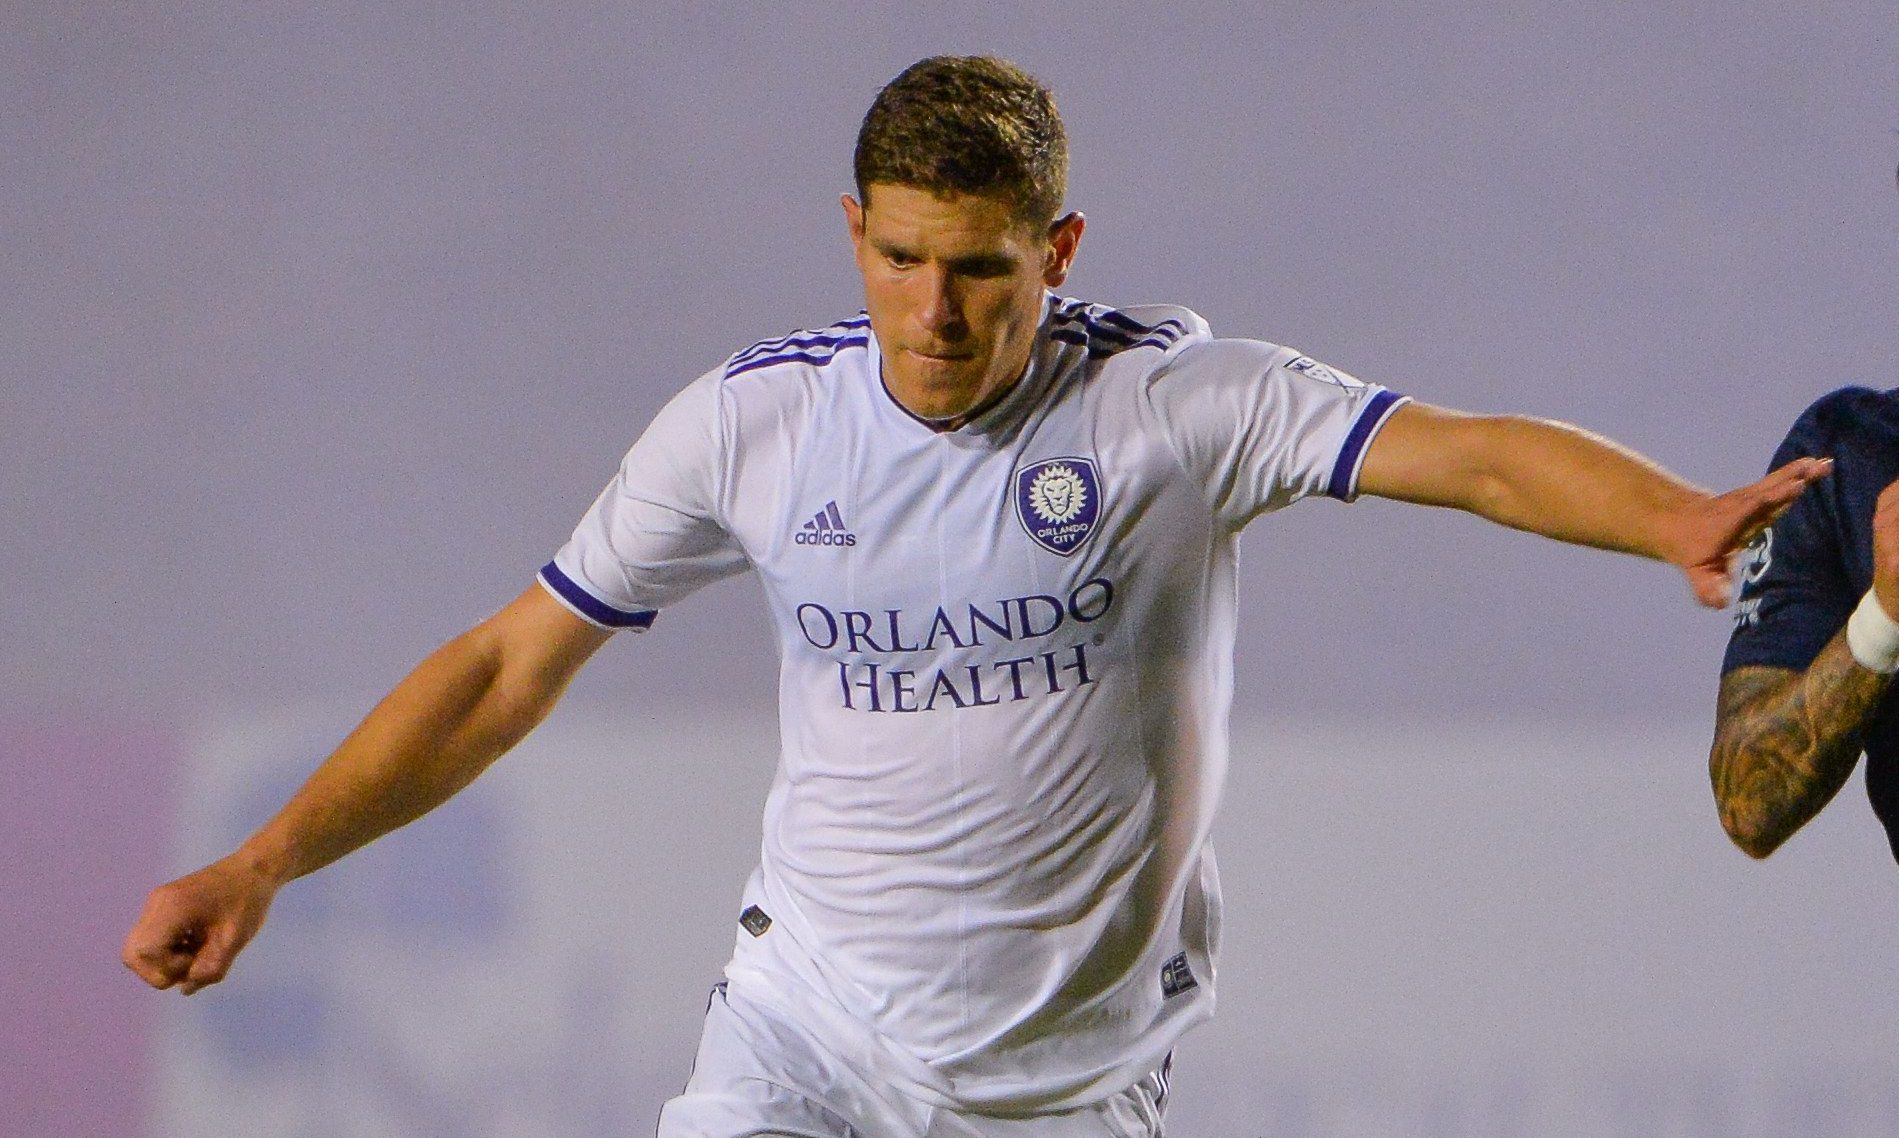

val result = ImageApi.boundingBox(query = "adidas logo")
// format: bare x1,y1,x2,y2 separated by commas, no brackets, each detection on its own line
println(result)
794,501,857,547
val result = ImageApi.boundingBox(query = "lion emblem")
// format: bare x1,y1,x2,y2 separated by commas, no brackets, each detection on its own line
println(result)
1028,463,1088,524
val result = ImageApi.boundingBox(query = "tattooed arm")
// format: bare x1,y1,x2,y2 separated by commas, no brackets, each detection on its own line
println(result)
1711,644,1890,858
1712,478,1899,858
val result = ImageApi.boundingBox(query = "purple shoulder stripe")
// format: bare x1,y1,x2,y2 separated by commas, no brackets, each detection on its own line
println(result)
1093,307,1153,335
729,315,870,368
725,335,869,379
1050,310,1185,361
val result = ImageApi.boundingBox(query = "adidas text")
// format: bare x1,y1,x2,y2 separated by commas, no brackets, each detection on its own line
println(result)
795,530,857,546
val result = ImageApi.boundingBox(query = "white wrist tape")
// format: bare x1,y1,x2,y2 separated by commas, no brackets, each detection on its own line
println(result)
1845,589,1899,674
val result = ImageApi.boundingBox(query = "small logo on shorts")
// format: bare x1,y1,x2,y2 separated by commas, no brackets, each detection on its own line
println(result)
739,905,772,937
1015,457,1101,556
1160,952,1198,998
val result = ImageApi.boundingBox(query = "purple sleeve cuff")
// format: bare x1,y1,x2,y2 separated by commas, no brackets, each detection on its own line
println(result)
1326,390,1409,501
537,561,658,630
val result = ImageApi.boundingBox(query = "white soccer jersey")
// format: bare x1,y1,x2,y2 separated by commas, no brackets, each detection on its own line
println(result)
539,295,1407,1113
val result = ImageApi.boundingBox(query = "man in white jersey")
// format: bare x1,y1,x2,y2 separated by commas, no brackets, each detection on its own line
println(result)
126,56,1829,1136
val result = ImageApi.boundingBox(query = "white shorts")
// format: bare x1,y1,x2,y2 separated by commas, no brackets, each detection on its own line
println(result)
657,982,1171,1138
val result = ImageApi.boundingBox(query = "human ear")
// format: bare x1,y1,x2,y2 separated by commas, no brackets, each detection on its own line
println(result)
842,194,866,251
1042,211,1086,287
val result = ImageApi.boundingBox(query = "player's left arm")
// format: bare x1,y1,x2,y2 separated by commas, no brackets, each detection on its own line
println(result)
1355,402,1832,607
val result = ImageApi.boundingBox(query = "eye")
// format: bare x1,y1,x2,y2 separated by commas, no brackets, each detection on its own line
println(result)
956,259,1013,280
884,250,920,269
944,254,1016,279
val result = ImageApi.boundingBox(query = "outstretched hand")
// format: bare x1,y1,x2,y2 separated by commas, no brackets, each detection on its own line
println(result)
1676,456,1832,608
123,856,278,995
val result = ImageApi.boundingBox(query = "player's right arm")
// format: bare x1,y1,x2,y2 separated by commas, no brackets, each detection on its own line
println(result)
1711,478,1899,857
122,584,612,993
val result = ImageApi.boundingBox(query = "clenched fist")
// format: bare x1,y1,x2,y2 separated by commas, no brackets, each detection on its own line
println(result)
123,856,278,995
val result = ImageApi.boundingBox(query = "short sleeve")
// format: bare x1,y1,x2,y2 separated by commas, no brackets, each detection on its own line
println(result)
1143,340,1408,531
1721,406,1853,673
538,369,749,630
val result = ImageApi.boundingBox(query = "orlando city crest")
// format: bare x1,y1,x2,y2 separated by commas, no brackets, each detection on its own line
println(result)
1014,456,1101,556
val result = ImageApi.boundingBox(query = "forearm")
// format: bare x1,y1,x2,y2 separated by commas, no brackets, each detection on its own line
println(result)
1360,406,1711,559
1443,416,1705,560
1710,640,1889,858
236,626,568,885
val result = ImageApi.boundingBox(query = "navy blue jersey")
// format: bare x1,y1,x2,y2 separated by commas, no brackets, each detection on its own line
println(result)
1724,386,1899,862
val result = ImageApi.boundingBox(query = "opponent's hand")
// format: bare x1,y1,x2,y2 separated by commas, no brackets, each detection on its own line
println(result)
123,856,278,995
1676,456,1832,608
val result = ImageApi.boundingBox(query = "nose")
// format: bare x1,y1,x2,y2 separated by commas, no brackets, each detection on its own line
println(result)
917,266,968,341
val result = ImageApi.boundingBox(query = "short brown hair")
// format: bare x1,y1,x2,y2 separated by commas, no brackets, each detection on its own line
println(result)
853,56,1068,227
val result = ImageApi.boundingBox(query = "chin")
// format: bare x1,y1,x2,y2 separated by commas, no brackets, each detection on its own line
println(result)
904,357,980,387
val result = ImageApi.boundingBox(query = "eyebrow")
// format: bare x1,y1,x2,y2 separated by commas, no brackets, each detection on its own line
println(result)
872,239,1018,275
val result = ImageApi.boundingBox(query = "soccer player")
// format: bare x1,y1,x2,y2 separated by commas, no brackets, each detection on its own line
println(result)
1712,389,1899,861
125,56,1829,1136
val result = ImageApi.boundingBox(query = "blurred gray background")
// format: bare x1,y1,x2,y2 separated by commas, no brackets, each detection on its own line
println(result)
11,0,1896,719
6,1,1896,1135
